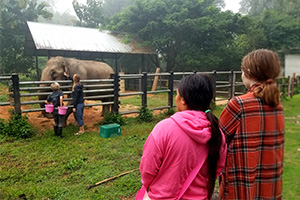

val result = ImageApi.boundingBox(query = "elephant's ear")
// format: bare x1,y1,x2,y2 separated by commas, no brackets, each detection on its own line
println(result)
62,58,70,75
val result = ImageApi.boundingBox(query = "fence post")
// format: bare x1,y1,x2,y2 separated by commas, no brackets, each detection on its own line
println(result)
212,70,217,103
282,78,285,96
229,70,235,99
142,72,147,107
12,74,21,114
290,73,296,98
111,73,120,113
287,76,291,97
168,71,174,109
232,71,236,98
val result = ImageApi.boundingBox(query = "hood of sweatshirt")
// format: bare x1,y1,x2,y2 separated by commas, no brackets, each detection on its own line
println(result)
170,110,211,144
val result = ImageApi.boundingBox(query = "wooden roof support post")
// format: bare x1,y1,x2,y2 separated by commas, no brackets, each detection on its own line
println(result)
114,54,119,73
139,54,145,91
35,54,40,81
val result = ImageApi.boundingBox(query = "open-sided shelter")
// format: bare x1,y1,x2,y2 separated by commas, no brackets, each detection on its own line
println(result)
24,21,157,78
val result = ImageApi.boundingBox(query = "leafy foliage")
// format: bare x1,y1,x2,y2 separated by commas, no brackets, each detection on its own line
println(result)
257,10,300,50
100,112,125,125
107,0,249,72
64,157,87,170
102,0,134,18
72,0,105,28
164,107,175,116
138,106,153,122
240,0,300,18
0,0,52,74
0,113,36,139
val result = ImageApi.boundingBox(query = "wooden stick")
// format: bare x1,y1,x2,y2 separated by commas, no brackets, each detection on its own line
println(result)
151,68,161,91
86,168,139,190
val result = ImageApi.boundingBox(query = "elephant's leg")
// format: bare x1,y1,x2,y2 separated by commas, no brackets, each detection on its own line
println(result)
101,96,114,116
101,104,111,116
63,107,73,127
41,110,54,119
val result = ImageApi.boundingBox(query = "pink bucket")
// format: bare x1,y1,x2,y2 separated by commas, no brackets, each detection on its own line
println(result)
45,104,54,113
58,106,68,115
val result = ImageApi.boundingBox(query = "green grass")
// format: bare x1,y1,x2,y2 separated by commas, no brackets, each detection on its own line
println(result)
0,83,10,102
0,121,155,199
0,93,299,199
120,92,176,109
281,95,300,199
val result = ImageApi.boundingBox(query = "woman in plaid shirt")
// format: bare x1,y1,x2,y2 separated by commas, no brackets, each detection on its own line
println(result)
218,49,285,200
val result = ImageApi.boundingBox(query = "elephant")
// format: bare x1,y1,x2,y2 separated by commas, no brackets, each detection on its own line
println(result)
39,56,115,124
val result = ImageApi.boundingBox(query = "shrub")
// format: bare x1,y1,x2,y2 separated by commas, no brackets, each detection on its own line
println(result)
138,106,153,122
0,118,10,136
64,157,87,170
100,112,125,125
164,108,175,116
0,113,36,139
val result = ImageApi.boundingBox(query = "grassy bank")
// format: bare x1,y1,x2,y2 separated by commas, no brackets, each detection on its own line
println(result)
0,95,299,199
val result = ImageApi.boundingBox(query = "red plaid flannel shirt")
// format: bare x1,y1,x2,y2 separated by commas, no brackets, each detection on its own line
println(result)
218,86,285,200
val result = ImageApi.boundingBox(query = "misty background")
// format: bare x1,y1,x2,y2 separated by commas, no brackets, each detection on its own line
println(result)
1,0,300,76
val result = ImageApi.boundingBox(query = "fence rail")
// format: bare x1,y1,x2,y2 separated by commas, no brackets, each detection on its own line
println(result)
1,72,299,117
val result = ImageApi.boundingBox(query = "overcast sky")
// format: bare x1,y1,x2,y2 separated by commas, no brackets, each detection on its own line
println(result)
56,0,241,16
224,0,241,13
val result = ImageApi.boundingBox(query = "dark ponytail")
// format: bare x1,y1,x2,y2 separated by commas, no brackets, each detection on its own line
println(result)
206,111,222,199
178,74,223,199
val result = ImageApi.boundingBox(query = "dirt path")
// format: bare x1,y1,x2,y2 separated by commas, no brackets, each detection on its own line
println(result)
0,91,228,134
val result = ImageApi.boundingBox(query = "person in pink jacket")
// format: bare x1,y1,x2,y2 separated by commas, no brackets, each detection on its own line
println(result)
137,74,227,200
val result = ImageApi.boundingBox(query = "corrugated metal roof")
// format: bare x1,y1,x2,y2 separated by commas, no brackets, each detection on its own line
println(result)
25,21,156,56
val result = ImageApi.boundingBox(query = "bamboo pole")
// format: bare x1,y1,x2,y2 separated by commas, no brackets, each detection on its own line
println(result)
86,168,139,190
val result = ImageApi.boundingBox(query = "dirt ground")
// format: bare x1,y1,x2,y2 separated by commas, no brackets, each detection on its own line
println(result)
0,99,165,134
0,87,228,134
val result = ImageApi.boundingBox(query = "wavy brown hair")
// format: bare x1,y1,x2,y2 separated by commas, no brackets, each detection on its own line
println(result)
72,74,81,91
241,49,281,107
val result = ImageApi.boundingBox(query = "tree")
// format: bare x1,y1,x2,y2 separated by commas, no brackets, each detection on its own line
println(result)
239,0,300,18
0,0,52,74
108,0,246,72
37,0,77,26
274,0,300,19
102,0,134,18
257,10,300,50
72,0,105,28
239,0,276,16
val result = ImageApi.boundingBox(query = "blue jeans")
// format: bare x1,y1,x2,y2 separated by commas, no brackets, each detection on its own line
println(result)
75,103,84,127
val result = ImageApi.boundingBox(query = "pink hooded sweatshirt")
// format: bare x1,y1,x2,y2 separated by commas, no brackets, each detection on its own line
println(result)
140,110,227,199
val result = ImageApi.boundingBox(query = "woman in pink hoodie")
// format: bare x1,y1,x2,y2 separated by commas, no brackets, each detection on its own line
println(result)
137,74,227,200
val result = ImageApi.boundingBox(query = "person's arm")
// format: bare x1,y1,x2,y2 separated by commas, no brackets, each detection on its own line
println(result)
216,131,227,177
59,93,63,107
64,72,73,81
219,98,241,144
140,133,163,188
73,85,79,109
45,94,51,104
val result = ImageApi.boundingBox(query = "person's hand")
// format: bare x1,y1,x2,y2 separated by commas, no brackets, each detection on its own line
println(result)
73,108,76,112
63,72,69,77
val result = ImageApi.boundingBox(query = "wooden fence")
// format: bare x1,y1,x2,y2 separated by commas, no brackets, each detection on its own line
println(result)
0,71,299,116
